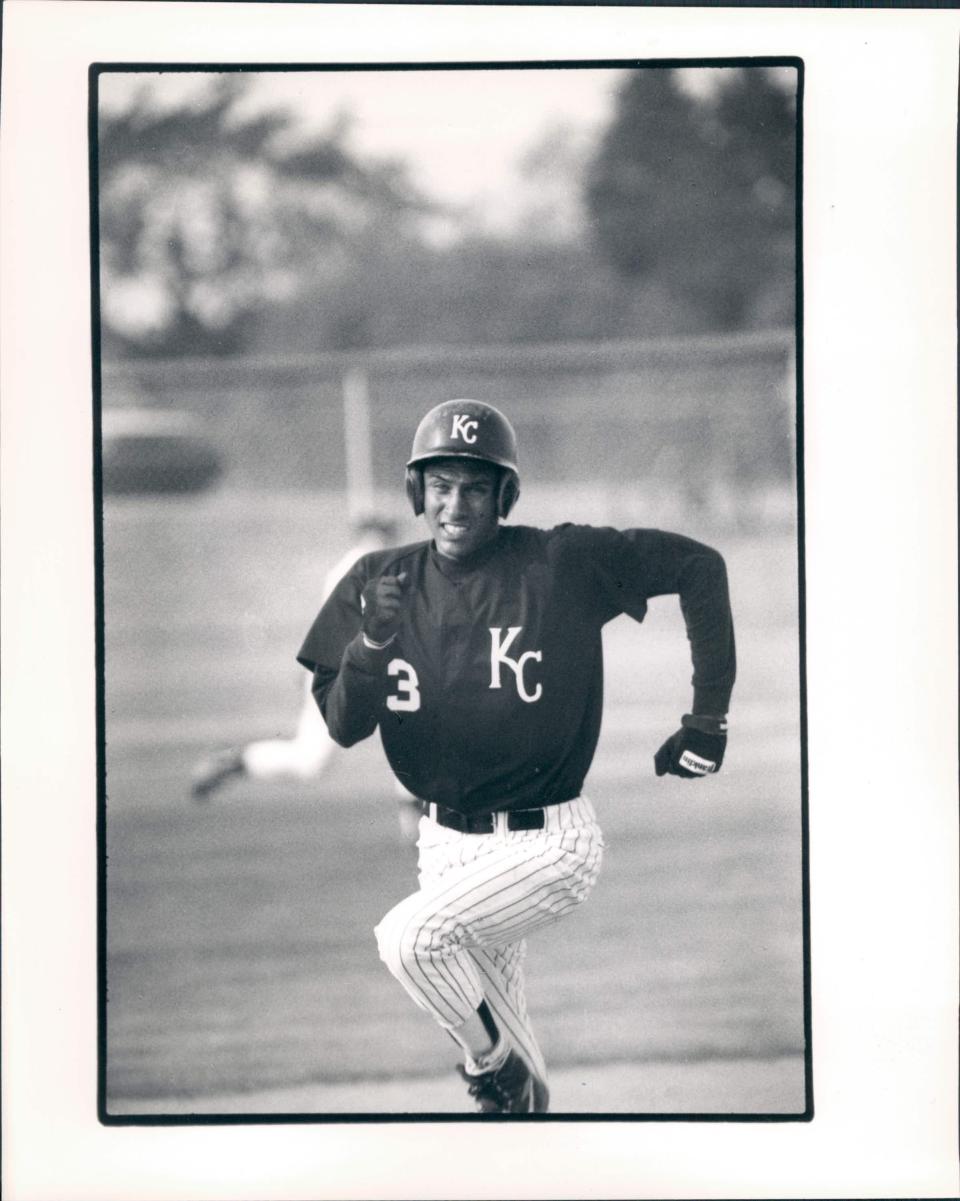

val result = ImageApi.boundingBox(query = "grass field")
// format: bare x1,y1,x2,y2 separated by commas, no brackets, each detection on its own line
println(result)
102,487,806,1117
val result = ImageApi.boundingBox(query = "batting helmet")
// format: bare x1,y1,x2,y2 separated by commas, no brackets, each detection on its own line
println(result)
404,399,520,518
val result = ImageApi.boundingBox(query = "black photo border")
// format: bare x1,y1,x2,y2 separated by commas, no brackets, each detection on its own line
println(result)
89,55,810,1128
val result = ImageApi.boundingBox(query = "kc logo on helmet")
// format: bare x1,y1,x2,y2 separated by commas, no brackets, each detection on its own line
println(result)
451,415,479,443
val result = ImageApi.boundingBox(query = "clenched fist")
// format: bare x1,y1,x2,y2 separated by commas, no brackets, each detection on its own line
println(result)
361,573,409,645
654,713,727,779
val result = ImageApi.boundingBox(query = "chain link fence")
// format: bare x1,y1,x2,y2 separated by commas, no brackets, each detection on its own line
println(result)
101,329,797,529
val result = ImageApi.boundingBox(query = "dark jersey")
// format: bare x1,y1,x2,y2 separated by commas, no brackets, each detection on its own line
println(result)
297,524,735,816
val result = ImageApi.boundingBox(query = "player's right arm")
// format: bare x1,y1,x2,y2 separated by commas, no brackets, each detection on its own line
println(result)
297,568,408,748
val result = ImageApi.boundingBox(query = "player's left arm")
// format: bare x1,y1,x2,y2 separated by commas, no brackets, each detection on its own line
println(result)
589,528,735,779
646,531,734,778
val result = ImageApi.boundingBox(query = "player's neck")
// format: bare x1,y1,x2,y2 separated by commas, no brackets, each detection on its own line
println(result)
430,528,502,574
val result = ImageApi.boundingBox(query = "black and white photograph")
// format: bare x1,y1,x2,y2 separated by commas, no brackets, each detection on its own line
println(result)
2,3,957,1199
95,61,806,1120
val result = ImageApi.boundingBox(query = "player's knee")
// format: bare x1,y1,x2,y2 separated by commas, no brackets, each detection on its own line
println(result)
374,906,407,976
374,903,446,977
374,912,420,977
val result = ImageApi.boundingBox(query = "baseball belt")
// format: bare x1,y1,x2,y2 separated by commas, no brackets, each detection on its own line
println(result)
416,799,546,834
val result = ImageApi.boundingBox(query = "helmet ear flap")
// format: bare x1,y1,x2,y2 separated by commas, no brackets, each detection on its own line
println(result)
405,466,425,516
498,471,520,519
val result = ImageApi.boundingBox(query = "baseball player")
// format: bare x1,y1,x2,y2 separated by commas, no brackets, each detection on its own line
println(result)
297,400,735,1114
191,517,421,839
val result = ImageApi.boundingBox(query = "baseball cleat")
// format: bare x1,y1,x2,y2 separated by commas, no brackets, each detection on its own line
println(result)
190,749,245,800
457,1049,550,1114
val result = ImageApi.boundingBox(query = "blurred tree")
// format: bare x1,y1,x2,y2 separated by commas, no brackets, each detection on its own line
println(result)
251,227,705,356
584,67,796,331
101,68,796,360
512,120,593,244
98,75,427,357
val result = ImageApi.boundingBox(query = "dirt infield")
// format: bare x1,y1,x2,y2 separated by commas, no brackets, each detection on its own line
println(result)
109,1055,807,1117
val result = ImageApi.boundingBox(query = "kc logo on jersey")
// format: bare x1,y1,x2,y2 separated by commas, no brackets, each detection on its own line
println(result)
489,627,542,703
450,414,479,444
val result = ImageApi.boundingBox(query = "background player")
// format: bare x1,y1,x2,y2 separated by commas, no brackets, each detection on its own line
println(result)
297,400,735,1114
191,515,421,841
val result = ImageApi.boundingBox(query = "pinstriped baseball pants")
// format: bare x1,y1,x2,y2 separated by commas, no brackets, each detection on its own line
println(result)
373,796,604,1079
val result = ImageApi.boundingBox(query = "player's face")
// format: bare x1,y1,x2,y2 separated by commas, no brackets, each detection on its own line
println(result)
423,460,500,560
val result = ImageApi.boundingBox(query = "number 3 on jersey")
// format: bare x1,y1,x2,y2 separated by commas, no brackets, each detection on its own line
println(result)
387,658,421,712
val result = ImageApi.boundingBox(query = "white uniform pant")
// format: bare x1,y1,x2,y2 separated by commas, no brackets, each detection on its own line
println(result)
374,796,604,1079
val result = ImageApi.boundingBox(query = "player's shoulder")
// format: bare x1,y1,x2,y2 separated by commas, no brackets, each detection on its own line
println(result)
538,525,727,572
505,521,633,550
499,523,620,570
505,522,676,571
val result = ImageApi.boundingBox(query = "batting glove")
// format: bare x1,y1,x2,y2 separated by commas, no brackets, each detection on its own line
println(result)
361,573,408,646
654,714,727,779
